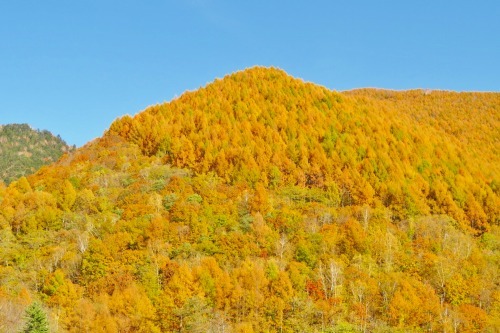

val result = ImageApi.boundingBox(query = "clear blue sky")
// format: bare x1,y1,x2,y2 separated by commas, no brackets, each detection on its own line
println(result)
1,1,499,147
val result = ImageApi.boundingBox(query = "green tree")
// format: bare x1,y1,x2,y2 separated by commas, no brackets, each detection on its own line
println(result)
21,302,49,333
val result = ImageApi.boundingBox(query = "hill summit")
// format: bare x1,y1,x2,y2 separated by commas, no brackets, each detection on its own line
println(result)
0,67,499,332
109,66,499,233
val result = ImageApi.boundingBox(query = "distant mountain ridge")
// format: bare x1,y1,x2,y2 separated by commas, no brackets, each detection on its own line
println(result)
0,123,74,184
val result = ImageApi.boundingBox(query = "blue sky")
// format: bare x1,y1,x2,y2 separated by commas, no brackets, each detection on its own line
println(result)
1,1,499,147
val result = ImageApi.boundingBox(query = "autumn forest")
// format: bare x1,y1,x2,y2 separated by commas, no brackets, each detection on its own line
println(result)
1,67,499,332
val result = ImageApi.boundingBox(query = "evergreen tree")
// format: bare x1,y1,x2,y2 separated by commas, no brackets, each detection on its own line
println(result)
21,302,49,333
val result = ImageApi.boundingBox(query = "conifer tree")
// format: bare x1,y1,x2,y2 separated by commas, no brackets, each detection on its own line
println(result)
21,302,49,333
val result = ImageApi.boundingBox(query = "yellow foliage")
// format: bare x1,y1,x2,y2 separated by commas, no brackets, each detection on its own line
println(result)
0,67,498,332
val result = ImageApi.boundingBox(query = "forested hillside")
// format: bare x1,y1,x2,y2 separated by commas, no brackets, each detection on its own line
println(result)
109,68,499,234
0,67,498,332
0,124,74,184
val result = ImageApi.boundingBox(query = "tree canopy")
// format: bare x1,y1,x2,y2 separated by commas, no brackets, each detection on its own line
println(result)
0,67,498,332
0,124,74,184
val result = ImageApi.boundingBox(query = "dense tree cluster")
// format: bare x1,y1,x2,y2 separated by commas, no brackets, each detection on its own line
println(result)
110,67,499,234
0,124,74,184
0,67,498,332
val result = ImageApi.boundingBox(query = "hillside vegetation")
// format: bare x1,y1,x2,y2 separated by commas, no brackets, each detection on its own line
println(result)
0,124,74,184
0,67,498,332
110,68,499,234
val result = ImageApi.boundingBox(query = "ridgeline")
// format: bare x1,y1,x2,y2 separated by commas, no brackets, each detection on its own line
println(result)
0,124,74,184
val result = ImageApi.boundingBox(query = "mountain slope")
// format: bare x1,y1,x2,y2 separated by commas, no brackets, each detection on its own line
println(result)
109,67,499,233
0,124,74,184
0,67,498,332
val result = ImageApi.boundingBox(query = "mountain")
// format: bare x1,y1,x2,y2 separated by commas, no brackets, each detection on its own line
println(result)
0,124,74,184
109,68,498,233
0,67,498,332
